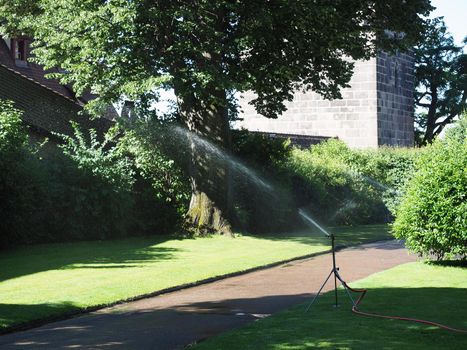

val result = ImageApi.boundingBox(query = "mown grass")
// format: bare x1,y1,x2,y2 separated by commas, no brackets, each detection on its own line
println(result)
0,225,389,331
193,262,467,350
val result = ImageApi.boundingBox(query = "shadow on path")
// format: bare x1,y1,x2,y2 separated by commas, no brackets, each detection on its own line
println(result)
1,287,466,350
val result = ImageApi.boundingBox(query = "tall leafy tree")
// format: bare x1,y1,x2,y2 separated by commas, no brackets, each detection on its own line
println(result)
414,17,467,145
0,0,432,234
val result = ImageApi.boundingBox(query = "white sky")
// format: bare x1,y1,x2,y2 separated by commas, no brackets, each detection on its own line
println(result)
431,0,467,46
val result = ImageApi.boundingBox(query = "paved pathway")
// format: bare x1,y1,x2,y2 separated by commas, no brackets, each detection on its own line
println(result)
0,240,416,350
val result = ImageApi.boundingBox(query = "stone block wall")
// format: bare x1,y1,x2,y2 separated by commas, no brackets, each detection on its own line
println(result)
238,52,415,148
376,52,414,146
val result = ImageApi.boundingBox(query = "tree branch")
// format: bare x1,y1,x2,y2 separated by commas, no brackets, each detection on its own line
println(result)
416,91,431,103
417,102,431,107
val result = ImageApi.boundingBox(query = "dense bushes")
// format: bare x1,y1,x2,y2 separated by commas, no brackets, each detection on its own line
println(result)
1,98,427,245
46,124,136,240
0,100,34,243
284,140,421,225
393,118,467,260
119,121,190,231
0,102,189,247
233,133,421,228
231,130,294,232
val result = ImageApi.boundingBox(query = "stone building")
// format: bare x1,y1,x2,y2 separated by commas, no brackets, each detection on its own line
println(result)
238,52,414,148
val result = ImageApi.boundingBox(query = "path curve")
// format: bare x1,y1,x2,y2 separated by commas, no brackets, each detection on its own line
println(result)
0,240,416,350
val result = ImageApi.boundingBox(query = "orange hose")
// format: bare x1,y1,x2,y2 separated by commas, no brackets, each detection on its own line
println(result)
341,282,467,333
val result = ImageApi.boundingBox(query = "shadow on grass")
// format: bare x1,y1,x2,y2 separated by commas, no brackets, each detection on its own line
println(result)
429,260,467,268
0,287,465,349
0,224,392,284
0,302,80,332
196,287,467,350
258,224,391,247
0,237,181,282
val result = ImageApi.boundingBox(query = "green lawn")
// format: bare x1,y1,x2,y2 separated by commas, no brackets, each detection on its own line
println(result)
0,225,389,331
193,262,467,350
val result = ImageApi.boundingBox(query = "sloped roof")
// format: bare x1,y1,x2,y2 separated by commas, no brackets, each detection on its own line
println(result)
0,63,112,138
0,38,77,101
0,38,116,137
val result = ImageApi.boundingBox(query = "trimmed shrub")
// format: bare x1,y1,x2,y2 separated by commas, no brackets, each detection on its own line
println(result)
283,140,383,225
393,118,467,260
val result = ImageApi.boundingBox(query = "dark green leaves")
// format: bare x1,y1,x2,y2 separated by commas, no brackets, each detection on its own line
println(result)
0,0,432,119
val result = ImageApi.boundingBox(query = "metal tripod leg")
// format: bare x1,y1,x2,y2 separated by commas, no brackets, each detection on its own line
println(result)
306,268,357,312
335,269,356,307
305,268,334,312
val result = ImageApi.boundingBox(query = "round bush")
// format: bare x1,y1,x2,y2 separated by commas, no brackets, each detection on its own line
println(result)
393,119,467,260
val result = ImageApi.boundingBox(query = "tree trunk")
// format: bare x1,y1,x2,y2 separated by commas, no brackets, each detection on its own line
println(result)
178,89,233,236
423,86,438,144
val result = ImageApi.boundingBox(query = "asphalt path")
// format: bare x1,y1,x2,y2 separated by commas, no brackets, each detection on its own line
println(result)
0,240,416,350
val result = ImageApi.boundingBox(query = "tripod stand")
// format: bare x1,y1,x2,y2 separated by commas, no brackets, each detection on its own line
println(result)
305,234,356,312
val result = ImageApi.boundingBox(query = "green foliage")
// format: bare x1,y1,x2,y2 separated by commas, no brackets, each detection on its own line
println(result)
350,146,422,216
49,124,136,240
0,101,33,244
0,0,432,119
283,140,381,225
282,140,420,225
59,123,135,191
232,130,292,168
230,133,420,228
393,118,467,260
118,121,190,231
231,130,294,232
120,121,190,209
414,17,467,145
0,101,189,247
0,100,27,155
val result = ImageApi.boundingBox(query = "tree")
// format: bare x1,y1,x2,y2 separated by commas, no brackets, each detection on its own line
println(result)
0,0,432,234
414,17,467,145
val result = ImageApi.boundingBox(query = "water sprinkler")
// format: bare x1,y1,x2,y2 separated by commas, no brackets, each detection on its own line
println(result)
298,210,356,311
308,238,467,334
299,211,467,333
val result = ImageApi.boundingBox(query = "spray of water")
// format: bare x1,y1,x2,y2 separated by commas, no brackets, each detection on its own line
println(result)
165,125,392,238
328,200,358,222
171,125,275,194
348,170,399,194
298,209,331,237
169,125,338,237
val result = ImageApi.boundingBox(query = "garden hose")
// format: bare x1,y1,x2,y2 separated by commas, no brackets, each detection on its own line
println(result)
341,281,467,334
